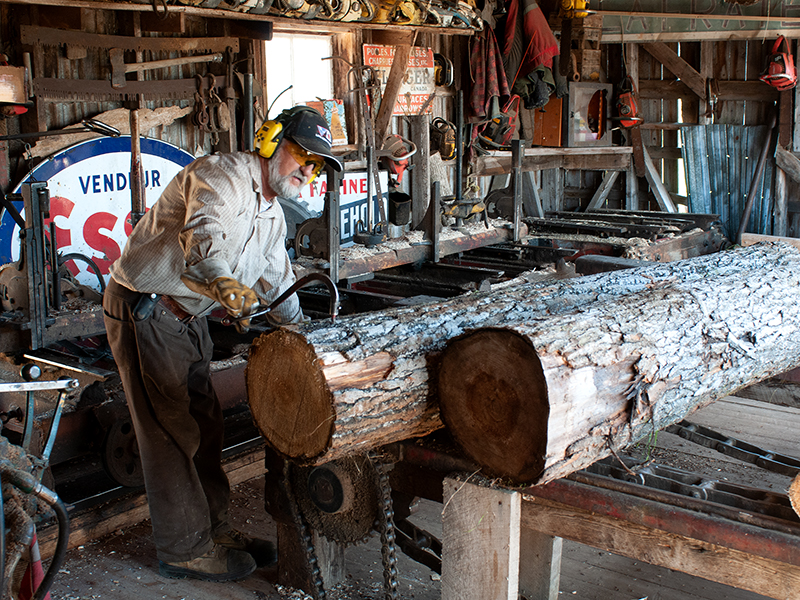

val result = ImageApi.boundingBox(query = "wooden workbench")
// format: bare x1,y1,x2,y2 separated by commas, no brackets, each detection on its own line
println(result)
440,396,800,600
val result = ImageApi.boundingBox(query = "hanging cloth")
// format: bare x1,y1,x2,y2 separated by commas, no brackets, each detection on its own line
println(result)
502,0,558,82
469,27,511,119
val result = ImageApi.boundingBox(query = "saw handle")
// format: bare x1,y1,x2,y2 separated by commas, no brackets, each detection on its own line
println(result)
221,273,339,326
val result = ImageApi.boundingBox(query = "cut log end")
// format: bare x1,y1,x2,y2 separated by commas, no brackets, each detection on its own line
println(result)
246,329,334,460
438,328,549,482
790,474,800,518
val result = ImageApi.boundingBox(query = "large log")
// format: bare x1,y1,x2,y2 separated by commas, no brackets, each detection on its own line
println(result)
438,245,800,484
246,243,800,465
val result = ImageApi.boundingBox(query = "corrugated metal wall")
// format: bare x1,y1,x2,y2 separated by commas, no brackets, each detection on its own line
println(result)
681,124,774,240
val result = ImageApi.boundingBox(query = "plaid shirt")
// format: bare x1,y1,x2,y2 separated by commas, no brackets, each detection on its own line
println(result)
110,151,301,324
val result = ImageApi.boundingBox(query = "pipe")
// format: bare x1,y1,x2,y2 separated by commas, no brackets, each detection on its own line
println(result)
455,90,463,204
32,494,68,600
736,110,777,244
49,222,60,311
243,72,255,151
0,467,70,600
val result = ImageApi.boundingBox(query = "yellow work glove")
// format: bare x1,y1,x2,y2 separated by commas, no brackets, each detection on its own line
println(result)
210,277,259,332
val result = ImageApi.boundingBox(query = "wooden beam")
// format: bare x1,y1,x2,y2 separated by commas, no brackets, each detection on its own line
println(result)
699,41,713,125
521,495,800,600
409,114,431,229
642,42,706,101
775,167,789,237
641,143,677,212
373,32,415,147
519,530,561,600
741,232,800,249
780,87,793,149
794,43,800,151
638,79,777,102
586,170,620,210
776,146,800,183
475,147,633,176
442,477,521,600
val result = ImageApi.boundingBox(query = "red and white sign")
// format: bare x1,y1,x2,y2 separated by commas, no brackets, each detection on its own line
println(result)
1,137,194,290
363,44,435,116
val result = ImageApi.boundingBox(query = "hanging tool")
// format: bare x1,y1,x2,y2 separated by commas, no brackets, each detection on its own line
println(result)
558,0,589,77
760,36,797,91
109,48,224,89
327,57,388,246
430,117,456,160
0,119,120,142
378,134,417,185
476,95,521,150
614,75,642,129
21,26,239,55
614,42,642,130
433,53,454,87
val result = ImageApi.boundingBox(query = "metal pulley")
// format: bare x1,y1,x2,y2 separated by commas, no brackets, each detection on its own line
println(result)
289,456,380,544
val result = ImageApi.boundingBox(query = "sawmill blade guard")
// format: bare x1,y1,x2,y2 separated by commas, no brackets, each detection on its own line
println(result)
290,455,379,544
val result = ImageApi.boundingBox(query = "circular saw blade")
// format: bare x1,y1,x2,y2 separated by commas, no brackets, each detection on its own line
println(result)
291,456,379,545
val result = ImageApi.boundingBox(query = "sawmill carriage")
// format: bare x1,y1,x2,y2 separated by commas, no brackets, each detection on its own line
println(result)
0,0,798,599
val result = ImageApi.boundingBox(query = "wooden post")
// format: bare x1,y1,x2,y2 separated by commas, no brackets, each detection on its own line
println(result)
277,522,345,593
775,167,788,237
698,41,713,125
641,143,677,212
586,170,620,210
520,530,562,600
512,139,523,241
626,158,639,210
442,476,521,600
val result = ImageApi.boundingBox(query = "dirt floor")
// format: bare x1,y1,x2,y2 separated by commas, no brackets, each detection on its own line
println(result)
46,395,796,600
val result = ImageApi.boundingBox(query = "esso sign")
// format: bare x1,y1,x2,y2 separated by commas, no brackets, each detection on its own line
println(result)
0,137,194,290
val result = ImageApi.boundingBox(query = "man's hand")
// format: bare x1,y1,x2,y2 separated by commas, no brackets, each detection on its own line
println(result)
210,277,259,331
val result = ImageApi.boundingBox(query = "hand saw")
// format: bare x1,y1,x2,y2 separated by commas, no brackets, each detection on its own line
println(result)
34,76,231,102
20,25,239,54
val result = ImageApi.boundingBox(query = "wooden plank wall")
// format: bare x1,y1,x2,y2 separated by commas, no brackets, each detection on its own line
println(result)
23,6,211,151
601,38,778,213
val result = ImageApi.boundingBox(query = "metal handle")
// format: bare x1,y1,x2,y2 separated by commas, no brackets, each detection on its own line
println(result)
222,273,339,326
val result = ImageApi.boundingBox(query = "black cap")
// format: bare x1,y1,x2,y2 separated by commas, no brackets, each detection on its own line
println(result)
282,107,343,171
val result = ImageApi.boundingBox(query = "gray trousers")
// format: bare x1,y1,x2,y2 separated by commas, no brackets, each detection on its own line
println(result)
103,278,230,563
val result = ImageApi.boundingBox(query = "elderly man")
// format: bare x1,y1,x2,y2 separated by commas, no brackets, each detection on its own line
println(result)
103,107,342,582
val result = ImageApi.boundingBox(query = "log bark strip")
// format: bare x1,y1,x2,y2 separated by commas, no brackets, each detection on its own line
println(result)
247,243,800,465
439,245,800,483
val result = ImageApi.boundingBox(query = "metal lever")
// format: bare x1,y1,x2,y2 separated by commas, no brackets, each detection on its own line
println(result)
39,383,71,473
222,273,339,326
5,365,79,460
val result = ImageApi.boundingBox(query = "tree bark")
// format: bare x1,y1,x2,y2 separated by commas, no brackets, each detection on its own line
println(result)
439,245,800,484
247,242,800,466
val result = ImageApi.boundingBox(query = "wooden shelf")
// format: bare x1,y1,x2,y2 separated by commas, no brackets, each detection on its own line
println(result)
475,146,633,176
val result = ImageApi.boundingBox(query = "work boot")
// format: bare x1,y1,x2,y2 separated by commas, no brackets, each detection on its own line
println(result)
214,528,277,568
158,544,256,582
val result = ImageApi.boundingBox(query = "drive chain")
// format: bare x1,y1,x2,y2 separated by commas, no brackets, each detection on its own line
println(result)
371,453,399,600
283,461,327,600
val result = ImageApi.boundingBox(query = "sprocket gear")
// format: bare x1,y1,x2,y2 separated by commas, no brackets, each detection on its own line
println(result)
290,456,379,545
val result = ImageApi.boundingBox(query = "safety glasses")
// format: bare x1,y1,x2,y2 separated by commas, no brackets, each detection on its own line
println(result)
284,140,325,176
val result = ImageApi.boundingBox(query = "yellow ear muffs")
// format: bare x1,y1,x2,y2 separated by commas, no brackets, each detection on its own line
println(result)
254,119,284,158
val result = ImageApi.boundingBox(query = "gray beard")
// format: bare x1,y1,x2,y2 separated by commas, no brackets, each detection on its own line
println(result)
268,156,304,200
